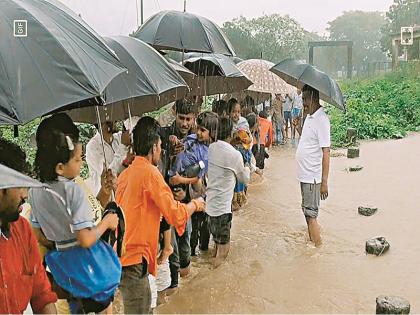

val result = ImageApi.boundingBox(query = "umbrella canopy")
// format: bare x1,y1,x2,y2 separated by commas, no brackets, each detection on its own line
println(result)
237,59,294,95
0,0,126,125
66,36,189,124
0,164,44,190
166,57,196,87
183,53,252,96
133,10,236,56
270,59,345,111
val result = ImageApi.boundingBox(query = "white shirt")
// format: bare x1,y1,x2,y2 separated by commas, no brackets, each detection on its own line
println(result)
296,107,330,184
206,141,250,217
283,96,293,111
293,94,303,109
86,132,128,195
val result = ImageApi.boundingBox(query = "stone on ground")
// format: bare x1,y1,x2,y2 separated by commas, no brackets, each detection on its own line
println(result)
376,295,410,314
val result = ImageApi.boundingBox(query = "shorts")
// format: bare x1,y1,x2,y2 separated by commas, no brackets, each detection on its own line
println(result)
300,182,321,218
209,213,232,245
292,108,302,118
283,111,292,123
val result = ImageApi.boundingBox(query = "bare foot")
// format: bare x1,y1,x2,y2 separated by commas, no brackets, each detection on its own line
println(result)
179,264,190,277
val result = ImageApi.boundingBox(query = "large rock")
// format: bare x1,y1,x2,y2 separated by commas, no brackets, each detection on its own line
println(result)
358,206,377,216
366,237,390,256
347,147,360,158
376,295,410,314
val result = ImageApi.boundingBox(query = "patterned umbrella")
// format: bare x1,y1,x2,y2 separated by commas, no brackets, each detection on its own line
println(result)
237,59,294,97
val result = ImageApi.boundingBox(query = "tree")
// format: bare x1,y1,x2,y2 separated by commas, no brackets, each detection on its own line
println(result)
221,14,306,63
380,0,420,55
328,11,387,69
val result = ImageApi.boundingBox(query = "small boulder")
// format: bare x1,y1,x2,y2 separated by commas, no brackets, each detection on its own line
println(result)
348,165,363,172
366,237,390,256
358,206,377,216
376,295,410,314
347,147,360,158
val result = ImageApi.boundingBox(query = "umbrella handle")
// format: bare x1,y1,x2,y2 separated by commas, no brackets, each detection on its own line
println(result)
95,104,115,202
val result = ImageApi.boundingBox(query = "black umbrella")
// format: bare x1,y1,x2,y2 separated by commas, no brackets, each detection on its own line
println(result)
270,59,346,111
166,57,197,88
0,0,126,125
133,10,236,56
183,53,252,96
66,36,189,124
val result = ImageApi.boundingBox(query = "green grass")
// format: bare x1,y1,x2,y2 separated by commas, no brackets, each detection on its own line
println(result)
328,62,420,148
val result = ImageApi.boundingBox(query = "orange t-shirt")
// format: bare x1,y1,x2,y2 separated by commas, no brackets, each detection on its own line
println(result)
116,156,188,276
257,117,273,147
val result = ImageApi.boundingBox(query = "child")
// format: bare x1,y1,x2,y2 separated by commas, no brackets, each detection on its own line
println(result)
207,117,251,268
29,114,120,314
252,110,273,172
169,111,218,256
228,99,253,210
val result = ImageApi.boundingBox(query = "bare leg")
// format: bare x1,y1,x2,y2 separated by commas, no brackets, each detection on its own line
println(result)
213,243,230,268
101,304,112,314
307,218,322,247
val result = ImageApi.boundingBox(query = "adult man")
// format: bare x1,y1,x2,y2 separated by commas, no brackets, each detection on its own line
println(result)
293,85,330,247
116,116,205,314
291,89,303,141
271,94,286,145
160,99,197,288
206,117,251,268
86,121,133,195
282,93,293,140
0,140,57,314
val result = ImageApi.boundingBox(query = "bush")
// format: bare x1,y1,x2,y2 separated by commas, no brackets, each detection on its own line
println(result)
328,62,420,147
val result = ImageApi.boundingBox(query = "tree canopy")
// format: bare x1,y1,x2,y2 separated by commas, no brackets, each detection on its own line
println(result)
221,14,306,63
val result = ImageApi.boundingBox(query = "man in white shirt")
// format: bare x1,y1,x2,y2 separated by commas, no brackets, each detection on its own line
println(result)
86,121,133,196
206,117,251,267
293,85,330,247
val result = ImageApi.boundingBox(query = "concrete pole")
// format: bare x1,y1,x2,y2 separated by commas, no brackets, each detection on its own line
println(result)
308,46,314,65
347,44,353,79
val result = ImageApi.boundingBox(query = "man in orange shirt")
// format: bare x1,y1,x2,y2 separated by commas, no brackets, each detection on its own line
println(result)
116,116,205,314
252,110,273,171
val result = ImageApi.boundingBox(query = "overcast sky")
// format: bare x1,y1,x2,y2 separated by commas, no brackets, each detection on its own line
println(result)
59,0,393,36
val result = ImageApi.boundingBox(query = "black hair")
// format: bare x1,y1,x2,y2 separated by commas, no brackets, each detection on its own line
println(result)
212,100,228,117
175,99,197,115
34,113,80,182
259,110,269,119
302,84,319,101
0,138,30,174
243,95,255,107
133,116,161,156
196,111,219,141
227,98,240,114
217,117,233,141
246,113,258,129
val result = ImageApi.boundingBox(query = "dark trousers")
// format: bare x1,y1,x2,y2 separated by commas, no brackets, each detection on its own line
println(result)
119,262,152,314
168,220,191,287
252,144,267,169
190,212,210,255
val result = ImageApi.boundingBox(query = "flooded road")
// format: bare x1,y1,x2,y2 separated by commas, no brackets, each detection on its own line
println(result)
157,133,420,313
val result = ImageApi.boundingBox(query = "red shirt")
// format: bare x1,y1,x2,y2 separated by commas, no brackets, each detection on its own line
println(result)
0,217,57,314
116,156,189,276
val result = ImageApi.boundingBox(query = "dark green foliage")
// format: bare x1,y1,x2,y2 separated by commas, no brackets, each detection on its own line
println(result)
328,63,420,147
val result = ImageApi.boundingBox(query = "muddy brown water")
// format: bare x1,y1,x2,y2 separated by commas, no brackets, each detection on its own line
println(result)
155,134,420,314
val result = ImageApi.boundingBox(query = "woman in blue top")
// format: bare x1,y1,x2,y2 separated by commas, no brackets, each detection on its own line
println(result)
29,114,120,314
